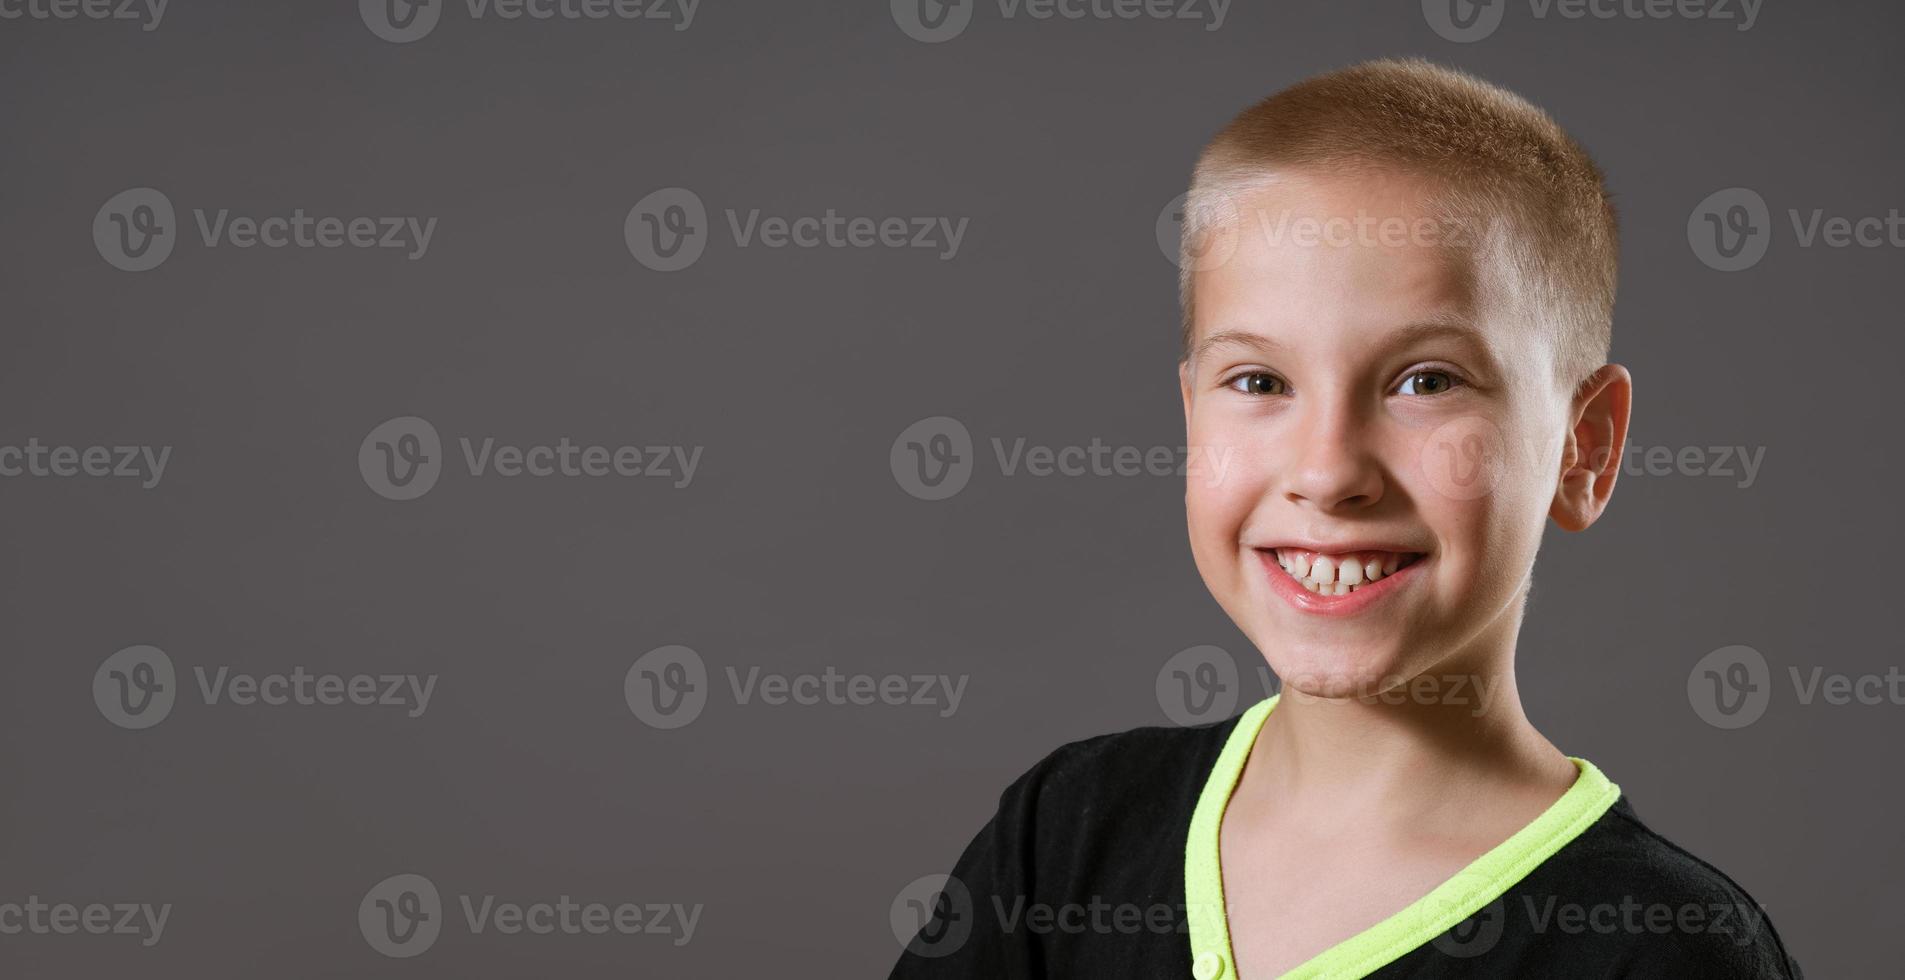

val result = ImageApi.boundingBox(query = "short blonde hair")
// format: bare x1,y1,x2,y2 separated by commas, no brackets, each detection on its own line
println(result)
1179,58,1618,391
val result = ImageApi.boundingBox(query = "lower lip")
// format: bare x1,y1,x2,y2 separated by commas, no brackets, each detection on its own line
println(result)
1257,551,1424,618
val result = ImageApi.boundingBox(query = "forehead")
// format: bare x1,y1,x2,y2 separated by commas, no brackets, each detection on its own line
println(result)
1188,170,1512,358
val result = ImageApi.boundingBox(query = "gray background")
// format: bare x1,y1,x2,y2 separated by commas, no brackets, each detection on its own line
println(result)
2,0,1897,975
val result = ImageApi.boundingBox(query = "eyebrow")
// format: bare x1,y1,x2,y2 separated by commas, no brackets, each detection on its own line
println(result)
1190,330,1288,363
1383,317,1488,355
1190,314,1499,371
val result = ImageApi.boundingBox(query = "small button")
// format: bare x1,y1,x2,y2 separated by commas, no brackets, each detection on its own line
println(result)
1192,950,1226,980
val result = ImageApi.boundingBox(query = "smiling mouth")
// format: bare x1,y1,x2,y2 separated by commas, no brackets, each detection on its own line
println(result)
1265,548,1426,596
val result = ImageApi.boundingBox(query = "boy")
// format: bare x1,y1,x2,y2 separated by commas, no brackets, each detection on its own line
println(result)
889,60,1801,978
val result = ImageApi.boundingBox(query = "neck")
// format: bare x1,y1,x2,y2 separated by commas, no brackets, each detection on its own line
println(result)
1243,654,1575,832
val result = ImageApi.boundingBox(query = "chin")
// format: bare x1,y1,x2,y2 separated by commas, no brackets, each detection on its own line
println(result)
1254,636,1420,702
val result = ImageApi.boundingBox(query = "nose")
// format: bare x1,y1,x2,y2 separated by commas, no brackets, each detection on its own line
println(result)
1281,397,1385,512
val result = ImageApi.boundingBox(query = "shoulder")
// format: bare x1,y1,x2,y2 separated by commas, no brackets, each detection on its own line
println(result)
1577,797,1787,925
1510,796,1804,978
999,714,1239,826
890,719,1239,976
965,713,1241,896
1011,715,1238,792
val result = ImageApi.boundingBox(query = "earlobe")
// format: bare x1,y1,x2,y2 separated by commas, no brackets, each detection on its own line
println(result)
1550,364,1633,532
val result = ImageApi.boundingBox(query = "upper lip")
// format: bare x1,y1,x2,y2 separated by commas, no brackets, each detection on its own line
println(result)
1250,540,1431,555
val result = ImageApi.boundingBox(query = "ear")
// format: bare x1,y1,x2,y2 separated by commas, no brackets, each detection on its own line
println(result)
1550,364,1633,532
1179,359,1196,429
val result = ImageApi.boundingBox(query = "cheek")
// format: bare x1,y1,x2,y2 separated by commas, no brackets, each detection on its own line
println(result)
1184,466,1253,549
1396,421,1553,585
1183,414,1264,555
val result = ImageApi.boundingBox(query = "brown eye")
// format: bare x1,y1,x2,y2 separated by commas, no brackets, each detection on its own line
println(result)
1227,372,1287,396
1397,370,1458,396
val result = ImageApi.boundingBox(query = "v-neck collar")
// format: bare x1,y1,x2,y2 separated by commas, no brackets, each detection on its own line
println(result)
1183,696,1620,980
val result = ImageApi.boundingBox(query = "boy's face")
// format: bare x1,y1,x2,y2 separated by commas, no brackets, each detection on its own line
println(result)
1181,170,1605,701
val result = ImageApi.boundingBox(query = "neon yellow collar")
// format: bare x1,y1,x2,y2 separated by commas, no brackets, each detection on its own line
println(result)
1183,696,1620,980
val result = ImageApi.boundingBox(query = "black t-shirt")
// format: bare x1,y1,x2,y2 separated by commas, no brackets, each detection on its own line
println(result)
889,704,1802,979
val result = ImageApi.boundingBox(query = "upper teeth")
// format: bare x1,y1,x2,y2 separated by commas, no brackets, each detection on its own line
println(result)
1274,549,1414,595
